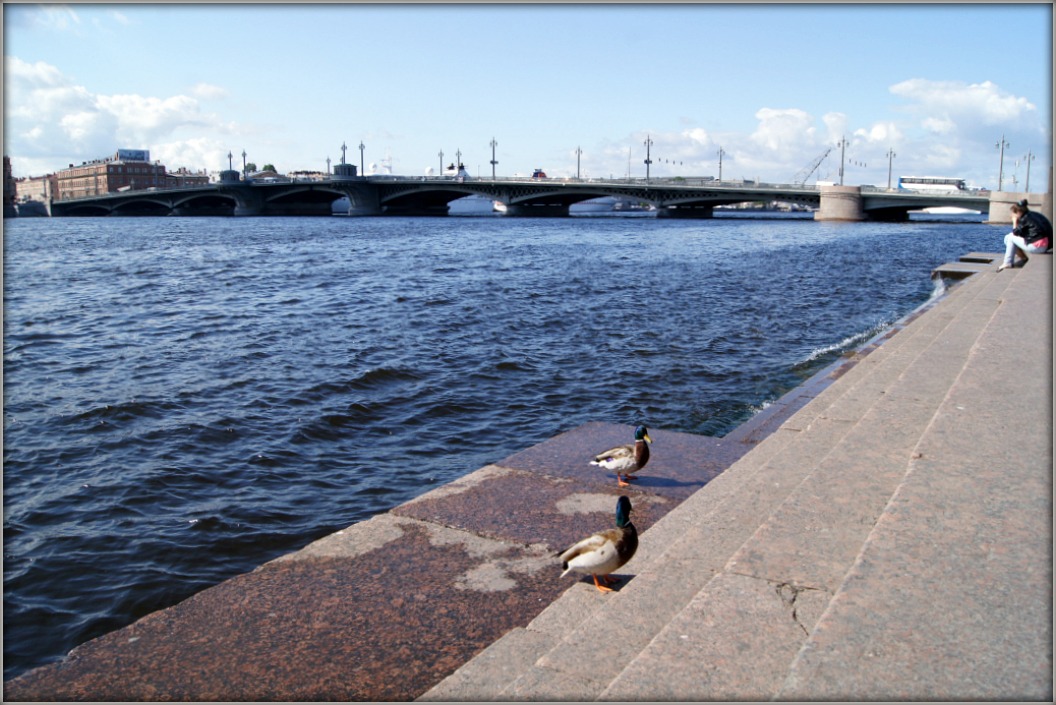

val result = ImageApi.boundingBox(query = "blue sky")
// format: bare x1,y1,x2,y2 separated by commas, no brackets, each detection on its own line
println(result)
4,3,1052,190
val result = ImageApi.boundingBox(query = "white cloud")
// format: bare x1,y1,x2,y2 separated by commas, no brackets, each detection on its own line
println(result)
749,108,814,151
151,137,231,172
890,78,1037,130
854,122,903,144
920,116,956,135
30,5,81,31
108,10,131,26
821,112,848,142
192,83,229,100
683,127,711,146
4,57,243,173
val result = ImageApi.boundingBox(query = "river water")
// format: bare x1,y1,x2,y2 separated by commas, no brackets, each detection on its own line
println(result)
3,209,1001,679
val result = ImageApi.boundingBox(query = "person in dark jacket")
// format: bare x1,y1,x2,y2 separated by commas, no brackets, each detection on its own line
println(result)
998,199,1053,271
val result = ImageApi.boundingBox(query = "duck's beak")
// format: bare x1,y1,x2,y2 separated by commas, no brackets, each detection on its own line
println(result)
643,433,653,444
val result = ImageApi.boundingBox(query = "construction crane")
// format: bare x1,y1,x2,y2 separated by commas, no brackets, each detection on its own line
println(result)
792,148,832,185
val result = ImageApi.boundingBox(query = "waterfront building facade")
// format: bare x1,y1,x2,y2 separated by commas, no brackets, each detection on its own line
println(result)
16,173,58,203
56,149,168,199
167,167,210,188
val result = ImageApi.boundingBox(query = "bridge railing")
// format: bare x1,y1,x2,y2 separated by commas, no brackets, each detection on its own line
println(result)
376,175,823,190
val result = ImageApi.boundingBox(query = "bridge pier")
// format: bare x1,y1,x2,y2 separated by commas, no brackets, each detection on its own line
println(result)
987,190,1054,224
336,183,382,216
815,185,865,221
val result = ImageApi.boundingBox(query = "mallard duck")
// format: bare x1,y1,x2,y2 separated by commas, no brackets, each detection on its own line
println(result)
590,425,652,487
559,495,638,593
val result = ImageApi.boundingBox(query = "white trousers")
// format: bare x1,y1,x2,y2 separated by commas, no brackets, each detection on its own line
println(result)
1003,232,1048,266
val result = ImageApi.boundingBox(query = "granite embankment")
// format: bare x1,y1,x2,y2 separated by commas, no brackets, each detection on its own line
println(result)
5,252,1051,702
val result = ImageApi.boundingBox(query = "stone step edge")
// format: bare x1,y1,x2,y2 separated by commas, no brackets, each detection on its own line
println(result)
594,270,1012,700
419,265,1009,701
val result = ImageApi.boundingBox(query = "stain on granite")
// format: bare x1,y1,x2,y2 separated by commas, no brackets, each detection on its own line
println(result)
4,521,563,702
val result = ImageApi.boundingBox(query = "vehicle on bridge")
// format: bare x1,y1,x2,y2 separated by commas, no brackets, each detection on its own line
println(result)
443,163,470,179
531,169,547,179
898,176,968,192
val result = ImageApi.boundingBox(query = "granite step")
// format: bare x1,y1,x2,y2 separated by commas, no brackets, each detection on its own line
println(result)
597,265,1019,700
419,262,1010,701
595,270,1013,700
776,256,1053,700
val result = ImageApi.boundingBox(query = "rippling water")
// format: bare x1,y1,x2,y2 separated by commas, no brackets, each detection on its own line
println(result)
3,211,1000,679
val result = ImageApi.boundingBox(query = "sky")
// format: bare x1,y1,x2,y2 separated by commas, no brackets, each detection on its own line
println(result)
3,2,1053,190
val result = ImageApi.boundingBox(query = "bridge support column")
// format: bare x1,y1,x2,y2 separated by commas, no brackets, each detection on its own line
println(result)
815,185,864,221
336,184,382,216
986,190,1054,224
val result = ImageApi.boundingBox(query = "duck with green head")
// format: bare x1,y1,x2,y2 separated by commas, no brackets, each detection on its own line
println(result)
558,495,638,593
590,425,652,487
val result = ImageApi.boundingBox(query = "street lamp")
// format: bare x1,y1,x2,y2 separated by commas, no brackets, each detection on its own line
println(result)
886,149,896,190
227,151,233,171
438,149,444,175
837,136,848,186
326,156,331,176
241,149,247,179
575,146,582,179
340,142,347,164
717,146,725,182
489,138,498,179
359,141,365,176
995,134,1009,190
1024,150,1035,193
643,135,653,181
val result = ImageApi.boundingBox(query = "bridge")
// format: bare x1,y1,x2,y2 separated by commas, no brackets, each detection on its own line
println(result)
47,173,1009,221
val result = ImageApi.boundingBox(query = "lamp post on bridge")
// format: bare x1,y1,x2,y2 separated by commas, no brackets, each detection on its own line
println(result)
359,141,365,176
456,148,462,172
340,142,347,164
717,146,725,182
575,146,582,180
242,149,247,180
489,138,498,179
643,135,653,181
227,151,233,171
886,149,896,190
326,157,331,176
995,134,1009,190
1023,150,1035,193
836,136,848,186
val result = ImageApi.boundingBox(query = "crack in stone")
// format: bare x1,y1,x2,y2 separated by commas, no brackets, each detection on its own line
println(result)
775,582,814,637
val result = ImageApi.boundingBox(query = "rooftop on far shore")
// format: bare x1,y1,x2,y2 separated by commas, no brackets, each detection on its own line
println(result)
4,250,1051,702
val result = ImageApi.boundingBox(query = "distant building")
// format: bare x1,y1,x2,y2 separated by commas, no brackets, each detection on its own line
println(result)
16,173,58,203
55,149,168,199
288,170,328,181
4,156,16,217
167,167,210,188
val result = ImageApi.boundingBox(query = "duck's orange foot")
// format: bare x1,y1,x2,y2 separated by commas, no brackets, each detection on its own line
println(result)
592,575,616,593
617,476,630,487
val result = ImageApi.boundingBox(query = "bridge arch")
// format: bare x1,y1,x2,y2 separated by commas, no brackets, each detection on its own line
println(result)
376,184,486,216
170,192,237,216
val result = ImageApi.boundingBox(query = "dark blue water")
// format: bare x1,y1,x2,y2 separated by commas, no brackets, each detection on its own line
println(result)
3,211,1001,680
